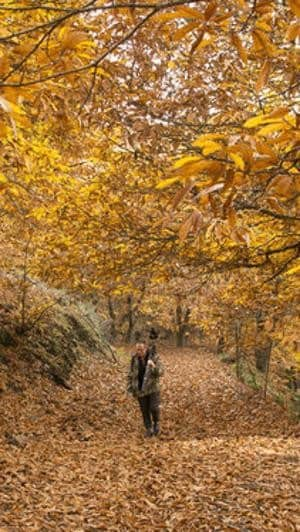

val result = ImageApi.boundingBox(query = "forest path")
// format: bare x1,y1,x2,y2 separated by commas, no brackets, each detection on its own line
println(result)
0,348,298,531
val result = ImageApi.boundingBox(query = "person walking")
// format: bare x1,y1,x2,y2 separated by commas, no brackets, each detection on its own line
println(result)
127,340,163,437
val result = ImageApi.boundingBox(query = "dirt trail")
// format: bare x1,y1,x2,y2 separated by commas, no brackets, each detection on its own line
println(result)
0,348,298,531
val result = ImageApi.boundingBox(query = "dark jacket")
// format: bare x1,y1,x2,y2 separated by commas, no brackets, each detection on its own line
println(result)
127,350,163,398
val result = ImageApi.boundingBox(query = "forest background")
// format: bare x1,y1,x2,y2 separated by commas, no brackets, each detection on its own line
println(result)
0,0,299,407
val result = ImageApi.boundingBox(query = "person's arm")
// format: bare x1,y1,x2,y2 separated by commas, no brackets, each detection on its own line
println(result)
127,356,134,393
148,354,163,377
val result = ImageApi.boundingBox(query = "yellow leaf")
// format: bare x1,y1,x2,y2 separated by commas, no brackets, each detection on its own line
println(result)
197,36,215,49
77,39,96,50
171,182,193,210
233,171,244,185
228,143,253,163
30,207,46,221
156,176,179,189
155,12,180,22
179,214,194,241
284,113,296,127
0,173,7,183
236,0,247,7
177,6,203,18
255,20,272,32
285,22,300,41
243,114,266,128
155,7,201,22
192,139,223,154
257,122,286,136
0,54,9,76
266,196,284,213
243,115,281,128
203,141,223,155
256,140,276,159
191,30,205,53
0,95,23,115
228,152,245,170
173,21,199,41
285,263,300,276
204,1,217,20
268,107,289,119
251,157,276,170
230,33,247,63
97,67,111,78
61,30,91,50
252,29,271,53
173,155,202,168
0,122,8,137
276,131,298,144
227,207,237,228
288,0,300,17
192,133,225,146
172,159,224,179
255,59,271,91
270,175,294,196
186,160,223,176
231,227,250,245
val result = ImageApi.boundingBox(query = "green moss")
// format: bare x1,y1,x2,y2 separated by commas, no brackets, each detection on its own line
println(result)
240,366,260,390
274,393,285,407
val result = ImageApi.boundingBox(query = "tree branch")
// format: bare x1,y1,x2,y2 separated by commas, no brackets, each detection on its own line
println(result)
237,203,300,222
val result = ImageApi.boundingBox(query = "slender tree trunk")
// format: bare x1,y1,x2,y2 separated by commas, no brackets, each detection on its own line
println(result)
125,295,134,344
262,340,272,399
176,303,183,347
217,334,225,354
255,310,270,372
175,303,190,347
19,234,32,334
235,319,242,378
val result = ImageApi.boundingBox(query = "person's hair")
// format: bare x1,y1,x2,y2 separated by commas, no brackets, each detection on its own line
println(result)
149,327,158,340
134,330,141,341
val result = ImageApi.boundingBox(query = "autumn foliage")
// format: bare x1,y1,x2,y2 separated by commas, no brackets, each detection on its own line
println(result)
0,1,299,385
0,4,299,530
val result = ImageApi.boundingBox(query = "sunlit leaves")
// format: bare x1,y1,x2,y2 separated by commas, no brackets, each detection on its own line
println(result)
288,0,300,17
230,33,247,64
0,0,298,323
228,151,244,170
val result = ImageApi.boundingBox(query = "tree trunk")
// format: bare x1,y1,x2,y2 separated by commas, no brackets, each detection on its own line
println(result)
235,319,242,379
255,310,271,372
175,303,190,347
217,334,225,354
255,346,270,372
262,340,272,399
19,234,32,334
125,295,134,344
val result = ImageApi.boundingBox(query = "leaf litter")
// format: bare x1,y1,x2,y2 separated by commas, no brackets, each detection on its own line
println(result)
0,347,298,531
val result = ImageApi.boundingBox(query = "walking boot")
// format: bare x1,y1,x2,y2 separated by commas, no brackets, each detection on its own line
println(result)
153,423,160,436
145,427,153,438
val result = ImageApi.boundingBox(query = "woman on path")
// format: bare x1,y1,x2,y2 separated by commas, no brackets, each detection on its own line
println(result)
127,339,163,437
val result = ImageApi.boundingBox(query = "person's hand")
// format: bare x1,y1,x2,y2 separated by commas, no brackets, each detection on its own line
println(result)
148,359,155,368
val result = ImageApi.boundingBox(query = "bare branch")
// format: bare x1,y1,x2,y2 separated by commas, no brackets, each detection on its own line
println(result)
237,203,300,222
0,0,207,43
0,8,159,88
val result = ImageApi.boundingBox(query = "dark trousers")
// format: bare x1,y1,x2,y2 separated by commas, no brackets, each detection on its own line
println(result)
137,392,160,429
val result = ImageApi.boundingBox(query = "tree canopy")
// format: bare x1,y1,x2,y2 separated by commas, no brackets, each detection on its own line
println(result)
0,0,299,370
